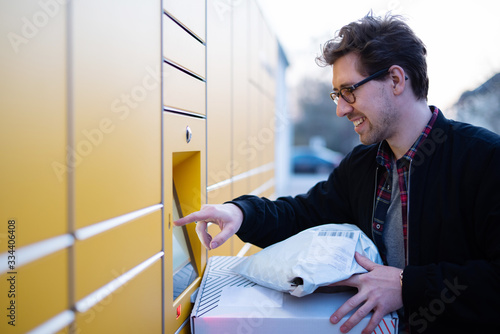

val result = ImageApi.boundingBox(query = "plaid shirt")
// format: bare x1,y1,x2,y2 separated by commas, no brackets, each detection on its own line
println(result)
372,106,439,266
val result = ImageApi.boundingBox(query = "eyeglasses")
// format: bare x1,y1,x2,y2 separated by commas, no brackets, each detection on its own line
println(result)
330,68,390,104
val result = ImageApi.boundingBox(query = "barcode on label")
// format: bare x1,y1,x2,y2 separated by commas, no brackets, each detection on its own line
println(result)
318,231,356,239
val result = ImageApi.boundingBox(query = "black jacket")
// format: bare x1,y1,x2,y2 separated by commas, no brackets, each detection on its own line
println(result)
231,110,500,333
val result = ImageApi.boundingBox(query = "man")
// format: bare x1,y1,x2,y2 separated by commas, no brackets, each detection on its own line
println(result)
175,14,500,333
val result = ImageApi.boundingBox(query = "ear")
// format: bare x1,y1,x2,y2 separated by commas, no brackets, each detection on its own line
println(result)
388,65,406,96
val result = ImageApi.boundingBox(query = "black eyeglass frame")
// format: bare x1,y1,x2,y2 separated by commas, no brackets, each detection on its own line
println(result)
330,67,390,104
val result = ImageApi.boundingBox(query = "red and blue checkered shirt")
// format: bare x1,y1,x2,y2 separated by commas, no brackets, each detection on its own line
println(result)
372,106,439,266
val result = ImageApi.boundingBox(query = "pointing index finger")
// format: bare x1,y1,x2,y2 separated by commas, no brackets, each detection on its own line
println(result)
173,211,208,226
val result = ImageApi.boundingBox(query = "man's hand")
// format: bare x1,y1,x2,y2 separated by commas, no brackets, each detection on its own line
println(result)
329,252,403,334
173,203,243,250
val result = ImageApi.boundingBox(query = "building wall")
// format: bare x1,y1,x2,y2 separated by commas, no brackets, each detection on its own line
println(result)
0,0,285,333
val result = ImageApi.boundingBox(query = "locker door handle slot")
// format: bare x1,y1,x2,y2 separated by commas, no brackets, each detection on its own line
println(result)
186,126,192,143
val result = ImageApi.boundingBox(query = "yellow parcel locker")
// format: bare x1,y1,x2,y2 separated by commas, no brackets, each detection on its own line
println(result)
248,85,264,193
231,1,250,196
163,111,206,332
248,0,263,86
262,96,276,166
262,20,278,98
74,209,162,301
163,0,206,42
163,14,205,79
0,249,68,334
75,259,162,333
72,0,161,228
163,63,206,116
0,0,67,247
206,0,232,188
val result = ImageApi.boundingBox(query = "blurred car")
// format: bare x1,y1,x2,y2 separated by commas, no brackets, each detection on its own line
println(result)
292,146,344,174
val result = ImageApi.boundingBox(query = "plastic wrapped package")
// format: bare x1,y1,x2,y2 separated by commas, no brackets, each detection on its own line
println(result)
233,224,382,297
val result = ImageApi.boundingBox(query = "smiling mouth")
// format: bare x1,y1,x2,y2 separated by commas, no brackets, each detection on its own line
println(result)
353,117,366,127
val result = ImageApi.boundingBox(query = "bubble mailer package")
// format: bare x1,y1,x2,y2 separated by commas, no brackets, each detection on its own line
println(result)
233,224,382,297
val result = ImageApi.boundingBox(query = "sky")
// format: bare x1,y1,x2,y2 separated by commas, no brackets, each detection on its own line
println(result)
256,0,500,115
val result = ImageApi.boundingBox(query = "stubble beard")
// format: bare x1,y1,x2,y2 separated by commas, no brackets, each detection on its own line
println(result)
359,101,399,145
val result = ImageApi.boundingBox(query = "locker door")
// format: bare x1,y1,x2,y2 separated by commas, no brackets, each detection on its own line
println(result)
0,2,69,332
72,0,161,229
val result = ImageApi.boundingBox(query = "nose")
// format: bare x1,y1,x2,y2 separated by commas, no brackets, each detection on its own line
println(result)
336,97,353,118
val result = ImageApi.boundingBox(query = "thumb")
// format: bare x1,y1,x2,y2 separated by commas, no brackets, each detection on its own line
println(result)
209,227,236,249
355,251,377,271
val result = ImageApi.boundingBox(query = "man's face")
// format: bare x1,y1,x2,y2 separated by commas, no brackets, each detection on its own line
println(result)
331,53,399,145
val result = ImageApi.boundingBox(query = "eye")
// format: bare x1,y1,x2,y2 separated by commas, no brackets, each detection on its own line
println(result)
341,88,355,103
341,88,353,96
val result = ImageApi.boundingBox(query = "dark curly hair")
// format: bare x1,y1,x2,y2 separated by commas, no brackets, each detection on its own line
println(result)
317,13,429,100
